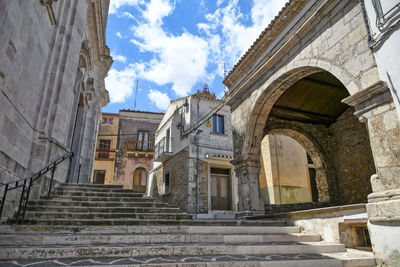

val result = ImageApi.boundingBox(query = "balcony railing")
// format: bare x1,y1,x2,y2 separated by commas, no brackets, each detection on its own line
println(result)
154,137,173,162
126,140,155,152
95,148,116,160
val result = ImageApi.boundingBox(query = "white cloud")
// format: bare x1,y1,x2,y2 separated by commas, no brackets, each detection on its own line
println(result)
105,65,137,103
148,89,171,110
109,0,144,14
120,11,135,19
201,0,288,70
129,0,210,97
113,54,127,63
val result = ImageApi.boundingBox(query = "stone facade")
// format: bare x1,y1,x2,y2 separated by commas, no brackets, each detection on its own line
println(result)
224,0,400,265
153,149,190,211
150,88,238,215
0,1,111,219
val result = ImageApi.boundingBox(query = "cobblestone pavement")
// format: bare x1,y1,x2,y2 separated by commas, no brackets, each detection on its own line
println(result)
0,254,331,266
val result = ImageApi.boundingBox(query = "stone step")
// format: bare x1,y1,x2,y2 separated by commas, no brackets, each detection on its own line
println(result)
57,186,143,193
61,183,124,189
50,190,146,198
0,225,299,235
26,205,181,214
45,195,157,202
0,232,321,246
14,218,286,227
0,242,346,260
24,211,194,220
0,250,376,267
28,200,170,208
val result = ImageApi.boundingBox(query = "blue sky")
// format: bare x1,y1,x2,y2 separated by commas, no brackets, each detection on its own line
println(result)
103,0,288,113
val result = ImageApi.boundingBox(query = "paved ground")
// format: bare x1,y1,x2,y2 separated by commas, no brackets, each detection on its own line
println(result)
0,253,332,266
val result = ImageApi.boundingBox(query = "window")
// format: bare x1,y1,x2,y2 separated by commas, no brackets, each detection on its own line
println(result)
93,170,106,184
102,117,114,124
137,130,149,151
212,115,224,134
165,172,170,192
99,139,111,158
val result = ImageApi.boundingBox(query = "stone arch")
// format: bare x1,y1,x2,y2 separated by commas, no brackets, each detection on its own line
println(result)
131,163,150,175
79,41,92,70
263,125,332,202
243,62,359,157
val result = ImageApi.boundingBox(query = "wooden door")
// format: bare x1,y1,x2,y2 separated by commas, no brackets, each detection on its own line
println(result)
93,170,105,184
133,168,147,193
211,168,231,210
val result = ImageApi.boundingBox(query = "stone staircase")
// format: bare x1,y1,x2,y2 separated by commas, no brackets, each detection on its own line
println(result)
0,183,375,266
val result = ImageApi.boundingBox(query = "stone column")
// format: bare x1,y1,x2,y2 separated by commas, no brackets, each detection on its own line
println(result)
232,155,264,216
343,81,400,266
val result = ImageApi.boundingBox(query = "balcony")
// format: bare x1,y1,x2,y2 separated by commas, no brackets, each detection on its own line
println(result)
95,148,116,160
154,137,173,162
126,140,155,153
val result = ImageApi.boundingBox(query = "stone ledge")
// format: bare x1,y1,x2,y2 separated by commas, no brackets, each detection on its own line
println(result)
260,203,366,218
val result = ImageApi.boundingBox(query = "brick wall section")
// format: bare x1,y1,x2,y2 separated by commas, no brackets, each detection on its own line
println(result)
330,108,375,203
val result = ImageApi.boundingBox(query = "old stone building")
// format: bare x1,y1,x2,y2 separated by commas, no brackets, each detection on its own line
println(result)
115,110,164,191
149,86,238,216
224,0,400,265
0,1,112,218
91,113,119,185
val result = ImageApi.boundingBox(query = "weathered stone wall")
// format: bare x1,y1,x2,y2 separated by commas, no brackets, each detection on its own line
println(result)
329,108,375,204
264,107,375,206
154,149,189,212
0,1,111,218
188,158,209,213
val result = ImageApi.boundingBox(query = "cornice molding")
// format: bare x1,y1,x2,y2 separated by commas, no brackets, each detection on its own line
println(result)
225,0,345,106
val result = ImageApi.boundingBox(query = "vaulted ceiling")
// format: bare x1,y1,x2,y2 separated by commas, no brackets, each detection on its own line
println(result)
270,71,350,126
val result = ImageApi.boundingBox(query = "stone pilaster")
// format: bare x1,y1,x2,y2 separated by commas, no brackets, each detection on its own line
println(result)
231,155,264,216
343,81,400,266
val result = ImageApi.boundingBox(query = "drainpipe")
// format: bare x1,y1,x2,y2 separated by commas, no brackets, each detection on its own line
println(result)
195,98,201,214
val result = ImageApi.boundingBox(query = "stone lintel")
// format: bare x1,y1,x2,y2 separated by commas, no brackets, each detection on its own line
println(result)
342,81,393,117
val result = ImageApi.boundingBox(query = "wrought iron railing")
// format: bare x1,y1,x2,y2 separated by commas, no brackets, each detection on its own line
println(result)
126,140,155,152
154,137,173,159
0,151,74,223
95,148,116,159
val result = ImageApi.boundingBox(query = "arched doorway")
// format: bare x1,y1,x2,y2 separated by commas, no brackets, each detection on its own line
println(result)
247,70,376,210
133,167,147,193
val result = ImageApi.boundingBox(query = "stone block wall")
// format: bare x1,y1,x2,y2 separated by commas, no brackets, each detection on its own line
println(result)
0,1,111,218
154,149,190,212
188,158,209,213
330,108,375,204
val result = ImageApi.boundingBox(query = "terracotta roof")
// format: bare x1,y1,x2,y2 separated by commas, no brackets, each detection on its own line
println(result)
102,112,119,116
224,0,307,87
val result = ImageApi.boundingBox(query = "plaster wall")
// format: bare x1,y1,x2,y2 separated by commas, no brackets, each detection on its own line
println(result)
259,135,312,204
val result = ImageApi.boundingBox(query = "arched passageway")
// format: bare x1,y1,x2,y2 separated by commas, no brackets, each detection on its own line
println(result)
253,70,376,209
